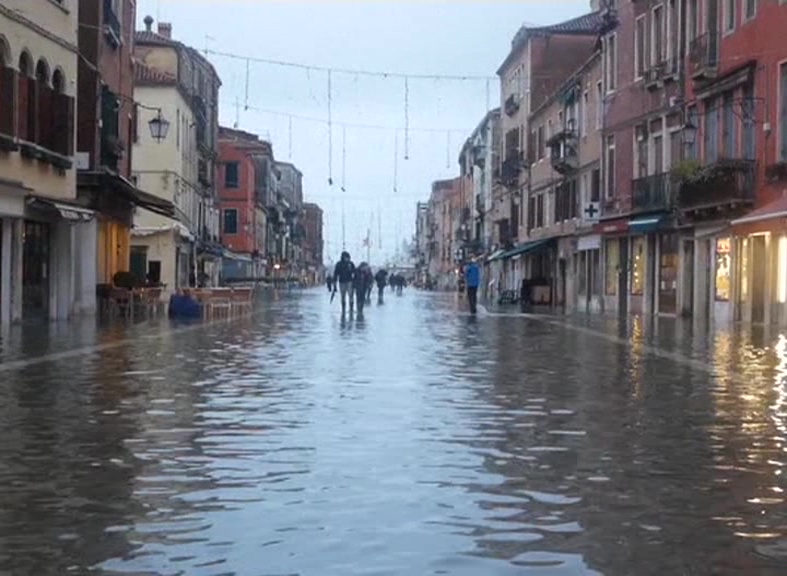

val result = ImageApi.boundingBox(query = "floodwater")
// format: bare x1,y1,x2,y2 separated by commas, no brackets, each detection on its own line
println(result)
1,289,787,575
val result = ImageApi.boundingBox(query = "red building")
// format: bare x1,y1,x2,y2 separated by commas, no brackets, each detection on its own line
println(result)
218,127,271,279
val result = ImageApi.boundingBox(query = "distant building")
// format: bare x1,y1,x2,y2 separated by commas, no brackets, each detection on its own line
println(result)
302,202,324,284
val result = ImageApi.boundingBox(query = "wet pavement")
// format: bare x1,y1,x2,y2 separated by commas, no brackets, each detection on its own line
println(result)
1,289,787,575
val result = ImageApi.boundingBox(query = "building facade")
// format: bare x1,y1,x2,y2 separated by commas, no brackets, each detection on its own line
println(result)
217,126,270,280
0,0,92,326
302,202,324,285
131,17,222,292
132,16,223,289
274,162,305,280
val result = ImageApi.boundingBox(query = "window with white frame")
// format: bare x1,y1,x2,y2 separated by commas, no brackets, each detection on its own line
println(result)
724,0,735,32
635,16,647,78
667,0,677,64
745,0,757,20
604,34,617,92
687,0,699,45
605,135,616,198
596,81,603,129
635,125,649,178
582,90,589,137
780,63,787,160
652,4,665,66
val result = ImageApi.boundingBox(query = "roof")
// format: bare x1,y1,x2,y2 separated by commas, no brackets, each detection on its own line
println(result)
134,28,222,87
731,196,787,226
497,11,603,75
459,107,501,158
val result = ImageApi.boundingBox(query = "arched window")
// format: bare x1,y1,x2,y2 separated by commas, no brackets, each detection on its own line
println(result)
0,37,13,137
52,68,64,94
17,51,33,142
34,59,52,148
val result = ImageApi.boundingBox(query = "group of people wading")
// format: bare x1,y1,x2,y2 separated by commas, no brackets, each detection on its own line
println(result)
326,251,407,316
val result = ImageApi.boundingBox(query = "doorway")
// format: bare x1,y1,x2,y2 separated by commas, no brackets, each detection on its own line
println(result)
658,233,679,314
130,246,147,285
751,235,766,323
682,239,695,317
22,220,51,319
618,238,629,317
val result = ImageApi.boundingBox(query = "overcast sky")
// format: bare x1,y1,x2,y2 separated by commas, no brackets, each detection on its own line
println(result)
137,0,591,265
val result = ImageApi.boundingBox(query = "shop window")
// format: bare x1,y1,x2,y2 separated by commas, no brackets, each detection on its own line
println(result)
605,240,619,295
715,238,731,301
631,237,646,295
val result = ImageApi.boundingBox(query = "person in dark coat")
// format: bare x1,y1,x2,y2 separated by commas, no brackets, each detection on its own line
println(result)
375,268,388,303
354,262,373,316
333,251,356,313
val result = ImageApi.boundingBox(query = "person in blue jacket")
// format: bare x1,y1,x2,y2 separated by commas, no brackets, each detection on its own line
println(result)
464,258,481,314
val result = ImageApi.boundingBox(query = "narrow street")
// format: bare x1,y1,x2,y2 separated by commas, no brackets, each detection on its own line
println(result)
1,291,786,575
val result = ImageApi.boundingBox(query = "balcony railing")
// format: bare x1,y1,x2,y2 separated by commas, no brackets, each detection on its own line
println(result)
689,33,719,80
501,154,522,186
677,158,756,210
644,58,678,88
632,172,672,213
504,94,520,117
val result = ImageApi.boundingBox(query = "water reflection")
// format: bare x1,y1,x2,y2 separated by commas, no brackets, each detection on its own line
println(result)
0,292,786,574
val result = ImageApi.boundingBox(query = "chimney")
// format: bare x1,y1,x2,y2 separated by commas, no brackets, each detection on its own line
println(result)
157,22,172,39
143,15,153,32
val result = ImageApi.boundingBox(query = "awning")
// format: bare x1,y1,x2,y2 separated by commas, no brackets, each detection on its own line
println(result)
731,196,787,227
26,197,95,222
223,251,252,263
78,169,176,219
629,214,667,235
132,222,194,241
695,225,729,239
486,249,506,262
596,218,629,235
577,234,601,251
500,238,553,260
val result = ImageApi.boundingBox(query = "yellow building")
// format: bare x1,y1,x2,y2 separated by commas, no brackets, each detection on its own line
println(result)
0,0,96,325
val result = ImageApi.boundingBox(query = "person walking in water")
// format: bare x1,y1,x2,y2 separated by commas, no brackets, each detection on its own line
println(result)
354,262,373,316
333,251,356,314
374,268,388,303
464,257,481,314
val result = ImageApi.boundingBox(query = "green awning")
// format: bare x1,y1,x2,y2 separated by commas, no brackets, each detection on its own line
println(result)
629,215,667,235
500,238,553,260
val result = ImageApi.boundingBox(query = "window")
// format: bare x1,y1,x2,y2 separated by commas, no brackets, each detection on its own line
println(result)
536,194,544,228
745,0,757,20
654,133,664,173
223,208,238,234
652,5,665,65
605,239,619,295
554,180,578,222
722,92,737,158
688,0,699,44
605,135,616,198
636,126,649,177
582,90,589,136
742,85,756,160
724,0,735,32
635,16,647,78
715,238,731,301
596,81,603,129
704,99,720,162
669,129,682,166
547,119,553,142
225,162,239,188
527,195,536,231
631,236,646,295
780,64,787,160
591,168,601,202
686,105,699,160
537,125,545,160
605,34,617,92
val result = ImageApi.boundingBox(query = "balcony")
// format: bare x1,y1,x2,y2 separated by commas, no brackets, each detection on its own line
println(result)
689,33,719,81
504,94,520,117
675,158,755,212
100,133,125,170
631,173,672,213
103,0,122,48
548,128,578,175
644,59,678,89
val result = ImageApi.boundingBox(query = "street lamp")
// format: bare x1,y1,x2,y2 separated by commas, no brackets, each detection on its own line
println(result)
148,110,170,142
682,117,698,147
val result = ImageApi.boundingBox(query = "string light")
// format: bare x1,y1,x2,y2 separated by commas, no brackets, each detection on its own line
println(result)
327,70,333,186
205,48,495,81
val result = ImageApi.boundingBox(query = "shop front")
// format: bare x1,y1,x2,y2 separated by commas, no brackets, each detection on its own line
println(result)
576,234,602,314
0,180,27,326
598,218,629,316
